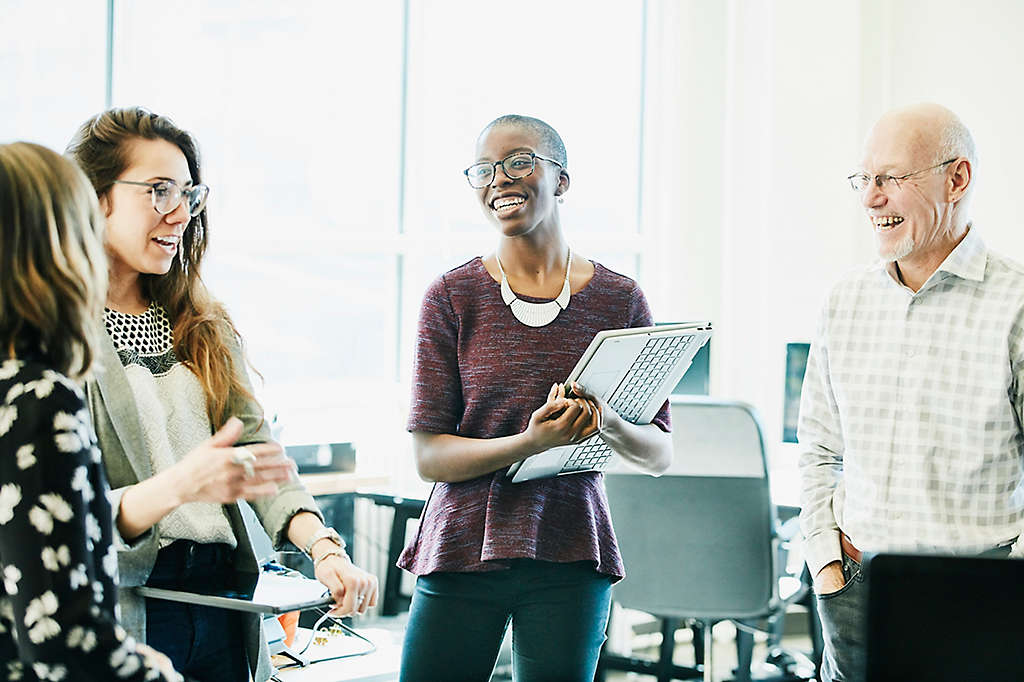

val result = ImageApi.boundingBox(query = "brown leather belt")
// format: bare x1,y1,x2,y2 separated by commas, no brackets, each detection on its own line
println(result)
840,532,862,563
838,533,1013,564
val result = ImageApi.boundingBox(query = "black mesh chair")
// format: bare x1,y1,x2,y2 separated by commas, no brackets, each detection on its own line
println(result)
596,397,817,682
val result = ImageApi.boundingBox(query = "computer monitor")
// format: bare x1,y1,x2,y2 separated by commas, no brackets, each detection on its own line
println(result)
285,441,355,474
782,342,810,443
866,553,1024,681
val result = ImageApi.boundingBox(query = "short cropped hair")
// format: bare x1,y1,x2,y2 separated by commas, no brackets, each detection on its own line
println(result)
481,114,568,168
0,142,107,379
936,113,978,168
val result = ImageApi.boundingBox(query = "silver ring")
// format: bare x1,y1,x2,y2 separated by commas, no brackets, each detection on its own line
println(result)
232,446,256,479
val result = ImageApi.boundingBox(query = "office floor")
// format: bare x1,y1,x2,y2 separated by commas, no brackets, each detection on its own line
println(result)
342,612,818,682
598,621,817,682
483,613,818,682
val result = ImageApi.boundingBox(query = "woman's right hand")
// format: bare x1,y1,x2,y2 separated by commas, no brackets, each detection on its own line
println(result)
173,417,296,504
522,383,600,454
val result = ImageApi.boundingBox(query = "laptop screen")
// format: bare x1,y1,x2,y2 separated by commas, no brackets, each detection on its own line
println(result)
138,571,333,615
866,553,1024,681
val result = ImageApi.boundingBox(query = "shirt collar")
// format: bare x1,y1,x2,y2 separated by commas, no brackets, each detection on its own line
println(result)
873,226,987,287
935,226,986,282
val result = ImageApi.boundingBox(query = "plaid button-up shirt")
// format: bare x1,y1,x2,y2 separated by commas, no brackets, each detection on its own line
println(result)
799,228,1024,576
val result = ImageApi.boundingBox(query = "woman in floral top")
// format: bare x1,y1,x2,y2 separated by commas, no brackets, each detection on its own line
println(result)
0,142,182,681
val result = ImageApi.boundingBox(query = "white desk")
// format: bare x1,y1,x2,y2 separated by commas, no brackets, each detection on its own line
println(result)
274,626,401,682
298,472,391,497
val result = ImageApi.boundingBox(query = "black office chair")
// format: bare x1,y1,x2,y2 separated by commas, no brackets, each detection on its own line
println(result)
596,397,817,682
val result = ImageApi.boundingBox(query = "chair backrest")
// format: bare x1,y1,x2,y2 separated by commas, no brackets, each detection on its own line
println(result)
605,397,777,620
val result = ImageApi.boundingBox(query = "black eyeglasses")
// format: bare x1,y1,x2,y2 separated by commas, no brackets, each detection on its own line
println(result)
847,158,958,193
113,179,210,216
463,151,562,189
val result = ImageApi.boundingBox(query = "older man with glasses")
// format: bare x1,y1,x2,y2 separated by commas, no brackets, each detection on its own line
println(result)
799,102,1024,682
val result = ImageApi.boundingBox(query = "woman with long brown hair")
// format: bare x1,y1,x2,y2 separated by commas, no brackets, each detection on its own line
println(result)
0,141,183,680
66,107,378,682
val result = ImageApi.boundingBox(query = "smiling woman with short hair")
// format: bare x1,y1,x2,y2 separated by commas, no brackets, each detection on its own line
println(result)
398,114,674,682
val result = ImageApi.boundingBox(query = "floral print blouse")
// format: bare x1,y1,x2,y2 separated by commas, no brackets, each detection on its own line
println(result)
0,358,181,681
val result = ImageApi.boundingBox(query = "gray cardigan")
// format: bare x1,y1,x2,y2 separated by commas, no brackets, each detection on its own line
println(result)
86,330,321,682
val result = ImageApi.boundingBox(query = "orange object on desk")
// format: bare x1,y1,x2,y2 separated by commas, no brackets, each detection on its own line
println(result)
277,611,299,647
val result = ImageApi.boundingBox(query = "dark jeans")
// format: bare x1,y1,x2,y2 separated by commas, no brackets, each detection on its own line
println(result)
400,559,613,682
144,540,249,682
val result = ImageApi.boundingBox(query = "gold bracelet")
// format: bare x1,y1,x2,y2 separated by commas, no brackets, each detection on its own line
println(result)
312,547,348,569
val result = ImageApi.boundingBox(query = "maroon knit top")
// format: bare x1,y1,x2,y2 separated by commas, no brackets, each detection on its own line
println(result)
398,257,670,581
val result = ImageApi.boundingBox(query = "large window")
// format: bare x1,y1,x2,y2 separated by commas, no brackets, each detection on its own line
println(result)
112,1,406,455
0,1,106,150
399,1,646,389
9,2,648,482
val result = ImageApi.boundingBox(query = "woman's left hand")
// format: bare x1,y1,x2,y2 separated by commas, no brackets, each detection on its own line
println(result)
566,381,619,436
314,553,379,616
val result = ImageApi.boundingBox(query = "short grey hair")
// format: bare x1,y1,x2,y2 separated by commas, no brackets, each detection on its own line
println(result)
935,113,977,168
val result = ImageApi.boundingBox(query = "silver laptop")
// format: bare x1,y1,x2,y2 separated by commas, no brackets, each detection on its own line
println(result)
136,571,334,615
506,322,712,483
136,502,334,615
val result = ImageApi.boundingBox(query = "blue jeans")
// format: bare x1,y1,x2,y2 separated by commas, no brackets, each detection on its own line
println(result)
400,560,613,682
815,552,866,682
144,540,249,682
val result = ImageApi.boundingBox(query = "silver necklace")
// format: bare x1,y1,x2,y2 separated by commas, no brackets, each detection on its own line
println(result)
496,249,572,327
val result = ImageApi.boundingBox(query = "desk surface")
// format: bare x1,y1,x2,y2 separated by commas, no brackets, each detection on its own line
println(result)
274,626,401,681
299,472,391,497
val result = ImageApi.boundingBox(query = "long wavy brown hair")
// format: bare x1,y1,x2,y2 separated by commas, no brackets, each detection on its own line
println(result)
0,142,107,380
66,107,255,427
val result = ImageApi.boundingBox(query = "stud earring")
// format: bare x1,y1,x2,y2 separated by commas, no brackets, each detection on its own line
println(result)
558,197,564,204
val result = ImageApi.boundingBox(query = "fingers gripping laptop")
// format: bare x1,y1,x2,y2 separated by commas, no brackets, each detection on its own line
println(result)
506,322,712,483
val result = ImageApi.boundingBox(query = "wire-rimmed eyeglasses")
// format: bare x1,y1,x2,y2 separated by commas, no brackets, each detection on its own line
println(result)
464,151,562,189
847,158,958,192
113,179,210,216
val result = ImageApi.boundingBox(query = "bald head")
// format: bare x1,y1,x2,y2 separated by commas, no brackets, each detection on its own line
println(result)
869,103,976,170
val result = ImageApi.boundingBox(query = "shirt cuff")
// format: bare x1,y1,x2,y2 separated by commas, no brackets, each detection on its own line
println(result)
804,528,843,576
106,486,155,551
262,490,324,548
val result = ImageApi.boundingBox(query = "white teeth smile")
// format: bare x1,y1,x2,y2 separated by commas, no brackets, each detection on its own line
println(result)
872,216,904,231
153,236,179,247
492,196,525,211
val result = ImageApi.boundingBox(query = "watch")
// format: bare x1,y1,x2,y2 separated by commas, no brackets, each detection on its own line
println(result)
303,526,346,558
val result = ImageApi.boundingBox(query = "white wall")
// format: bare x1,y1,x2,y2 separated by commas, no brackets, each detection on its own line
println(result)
645,0,1024,462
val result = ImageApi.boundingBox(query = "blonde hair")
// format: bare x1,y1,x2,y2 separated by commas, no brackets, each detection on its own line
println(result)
0,142,107,379
66,107,256,427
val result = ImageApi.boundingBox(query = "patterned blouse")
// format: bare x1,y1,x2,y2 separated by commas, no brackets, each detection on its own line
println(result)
399,258,670,580
0,358,182,681
103,303,234,548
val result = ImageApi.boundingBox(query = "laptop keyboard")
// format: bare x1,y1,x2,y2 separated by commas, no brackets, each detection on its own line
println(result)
562,434,610,473
609,334,692,423
561,334,694,474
